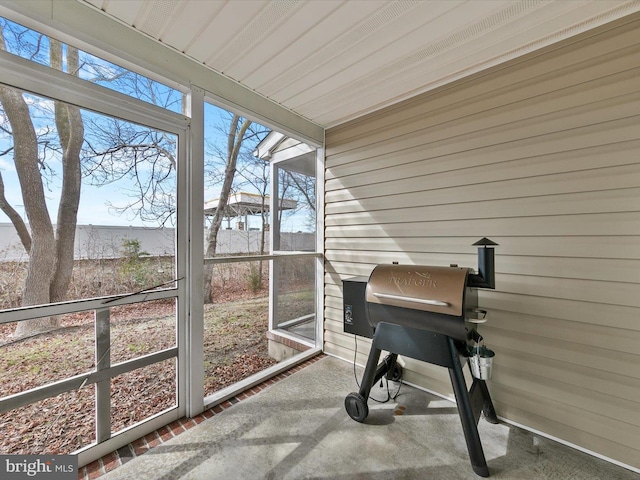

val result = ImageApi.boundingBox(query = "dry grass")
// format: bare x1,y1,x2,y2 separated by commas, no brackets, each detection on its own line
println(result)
0,256,177,311
0,293,286,455
0,300,178,455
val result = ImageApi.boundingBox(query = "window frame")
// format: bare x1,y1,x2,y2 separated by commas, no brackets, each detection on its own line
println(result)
0,43,190,465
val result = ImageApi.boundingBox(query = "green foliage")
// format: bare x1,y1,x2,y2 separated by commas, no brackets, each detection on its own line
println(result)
121,239,149,260
247,262,263,293
119,238,154,288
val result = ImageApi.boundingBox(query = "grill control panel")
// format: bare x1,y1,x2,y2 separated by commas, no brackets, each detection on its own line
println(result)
342,276,374,339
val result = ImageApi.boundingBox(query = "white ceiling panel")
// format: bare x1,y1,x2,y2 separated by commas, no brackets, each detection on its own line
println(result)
257,0,434,99
85,0,145,26
157,1,225,52
186,1,273,63
82,0,640,128
278,1,522,110
243,1,395,89
224,0,345,82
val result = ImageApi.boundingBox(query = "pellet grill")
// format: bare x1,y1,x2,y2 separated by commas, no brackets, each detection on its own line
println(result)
343,238,499,477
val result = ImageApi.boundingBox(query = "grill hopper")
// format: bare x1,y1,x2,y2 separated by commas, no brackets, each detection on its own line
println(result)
366,264,477,342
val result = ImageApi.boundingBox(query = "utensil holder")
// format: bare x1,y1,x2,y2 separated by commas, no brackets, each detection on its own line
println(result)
469,345,495,380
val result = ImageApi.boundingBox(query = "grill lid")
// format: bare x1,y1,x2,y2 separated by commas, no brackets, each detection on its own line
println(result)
366,265,469,317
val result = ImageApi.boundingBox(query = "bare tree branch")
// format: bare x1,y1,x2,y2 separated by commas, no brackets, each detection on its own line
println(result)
0,171,31,252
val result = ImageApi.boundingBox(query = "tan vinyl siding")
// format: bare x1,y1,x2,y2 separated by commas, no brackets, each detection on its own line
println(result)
324,14,640,470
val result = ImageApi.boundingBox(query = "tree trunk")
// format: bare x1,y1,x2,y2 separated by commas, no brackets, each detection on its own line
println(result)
50,41,83,304
203,116,251,303
0,83,57,337
0,35,84,338
0,173,31,253
257,197,267,286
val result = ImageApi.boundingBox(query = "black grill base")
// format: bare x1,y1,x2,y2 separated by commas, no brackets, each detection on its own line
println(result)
345,321,498,478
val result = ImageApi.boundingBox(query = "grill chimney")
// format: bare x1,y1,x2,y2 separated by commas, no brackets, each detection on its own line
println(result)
469,237,498,289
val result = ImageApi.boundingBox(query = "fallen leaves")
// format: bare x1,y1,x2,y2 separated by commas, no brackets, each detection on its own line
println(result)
0,295,275,456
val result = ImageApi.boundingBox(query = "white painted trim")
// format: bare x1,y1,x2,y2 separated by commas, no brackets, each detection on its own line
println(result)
276,313,315,330
186,86,205,417
254,131,285,159
315,144,326,349
270,144,315,164
271,326,315,349
205,252,321,264
269,144,324,349
269,158,277,335
0,50,188,135
0,290,178,324
173,106,189,420
94,309,111,443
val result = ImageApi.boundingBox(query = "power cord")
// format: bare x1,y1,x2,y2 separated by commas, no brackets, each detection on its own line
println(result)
353,335,403,403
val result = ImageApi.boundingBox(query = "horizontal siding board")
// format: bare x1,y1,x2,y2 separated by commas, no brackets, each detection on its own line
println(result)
326,117,640,189
324,236,640,260
324,328,363,354
492,347,640,404
400,358,453,395
486,329,640,379
326,139,631,191
323,343,360,364
325,252,640,284
487,390,640,450
487,311,640,353
324,286,354,308
494,256,640,284
326,162,640,214
481,293,639,331
324,299,345,314
325,262,374,278
491,367,640,428
325,251,473,269
327,139,640,206
324,317,358,338
325,212,640,237
328,127,640,188
326,189,640,226
494,274,640,308
324,310,349,329
326,145,640,209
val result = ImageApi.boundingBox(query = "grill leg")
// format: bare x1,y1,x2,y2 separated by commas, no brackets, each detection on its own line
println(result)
346,341,400,422
479,379,499,424
358,345,383,401
345,345,381,422
448,339,490,477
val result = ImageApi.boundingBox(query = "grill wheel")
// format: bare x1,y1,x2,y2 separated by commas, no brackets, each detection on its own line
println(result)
344,392,369,422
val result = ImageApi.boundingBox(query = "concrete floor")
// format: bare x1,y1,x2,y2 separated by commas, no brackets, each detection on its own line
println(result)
101,356,637,480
